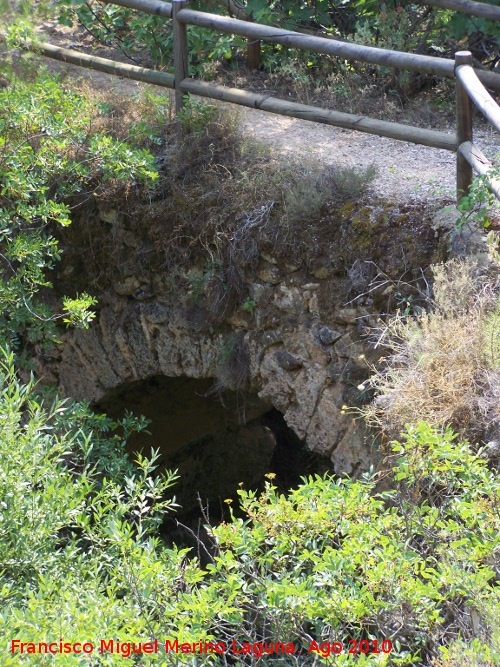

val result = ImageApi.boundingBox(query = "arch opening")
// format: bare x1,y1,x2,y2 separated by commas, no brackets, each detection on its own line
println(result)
96,376,334,544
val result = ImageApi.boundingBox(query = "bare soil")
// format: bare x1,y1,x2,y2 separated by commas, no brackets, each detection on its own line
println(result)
31,18,500,204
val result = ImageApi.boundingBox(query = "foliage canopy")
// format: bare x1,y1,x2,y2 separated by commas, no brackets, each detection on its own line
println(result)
0,72,158,361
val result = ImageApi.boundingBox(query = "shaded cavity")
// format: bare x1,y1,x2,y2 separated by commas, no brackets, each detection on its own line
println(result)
97,376,273,512
96,376,334,547
264,408,334,489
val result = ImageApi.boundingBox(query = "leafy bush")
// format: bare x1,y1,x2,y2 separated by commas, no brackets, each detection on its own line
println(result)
0,72,158,361
209,422,500,666
53,0,247,73
49,1,500,104
1,362,499,666
0,348,186,666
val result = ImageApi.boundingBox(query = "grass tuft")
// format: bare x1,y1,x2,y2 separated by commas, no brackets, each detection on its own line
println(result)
364,258,500,444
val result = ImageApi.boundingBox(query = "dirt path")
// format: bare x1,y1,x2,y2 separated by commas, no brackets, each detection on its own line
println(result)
240,110,459,201
34,19,500,204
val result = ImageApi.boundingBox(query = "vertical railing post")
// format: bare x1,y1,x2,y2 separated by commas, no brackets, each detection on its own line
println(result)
173,0,188,114
246,13,261,71
455,50,473,203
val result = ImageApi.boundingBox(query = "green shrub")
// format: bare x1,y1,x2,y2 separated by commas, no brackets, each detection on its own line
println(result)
1,365,499,666
0,347,184,664
0,73,158,361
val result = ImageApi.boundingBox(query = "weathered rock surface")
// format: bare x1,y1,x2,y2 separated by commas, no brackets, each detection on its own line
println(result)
45,196,449,479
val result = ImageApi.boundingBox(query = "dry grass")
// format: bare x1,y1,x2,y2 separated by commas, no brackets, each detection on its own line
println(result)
54,90,378,320
139,98,377,280
364,258,500,444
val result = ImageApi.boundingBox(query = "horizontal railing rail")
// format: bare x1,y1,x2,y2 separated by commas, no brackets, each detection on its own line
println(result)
417,0,500,21
30,0,500,204
35,41,175,87
176,8,456,77
179,78,457,150
102,0,500,90
104,0,173,17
